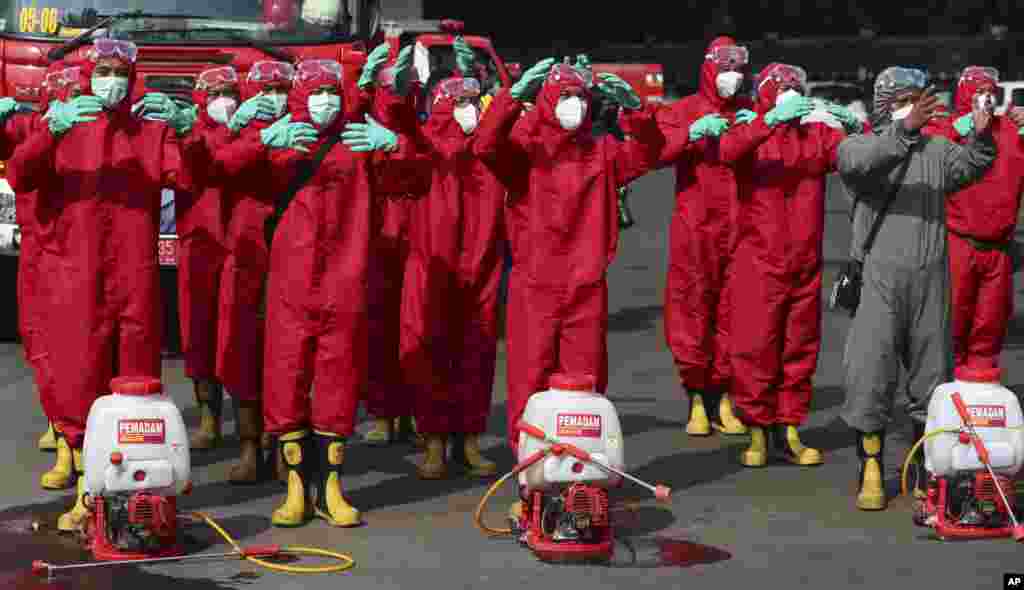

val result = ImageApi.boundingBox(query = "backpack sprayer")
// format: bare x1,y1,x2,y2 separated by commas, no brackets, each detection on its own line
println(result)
474,375,671,562
32,377,354,581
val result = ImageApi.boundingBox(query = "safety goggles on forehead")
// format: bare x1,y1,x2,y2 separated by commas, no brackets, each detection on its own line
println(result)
44,66,82,91
959,66,999,86
875,67,928,92
87,38,138,64
247,61,295,84
296,59,344,84
759,64,807,90
196,66,239,91
706,45,748,68
546,64,587,87
436,76,481,100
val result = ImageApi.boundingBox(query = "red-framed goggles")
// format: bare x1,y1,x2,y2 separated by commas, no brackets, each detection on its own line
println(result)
705,45,748,68
44,66,82,92
436,76,481,100
246,60,295,84
196,66,239,91
874,67,929,92
546,64,587,88
296,59,344,85
87,38,138,64
959,66,999,87
758,64,807,91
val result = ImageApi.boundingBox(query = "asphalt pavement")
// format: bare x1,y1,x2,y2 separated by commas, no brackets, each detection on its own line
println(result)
1,169,1023,589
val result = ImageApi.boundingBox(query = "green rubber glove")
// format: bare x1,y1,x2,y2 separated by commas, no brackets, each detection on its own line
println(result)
688,113,730,142
43,95,103,136
826,103,863,133
340,114,398,152
228,94,278,133
260,114,318,152
954,113,974,137
574,54,592,72
138,92,177,120
510,57,556,101
0,98,19,123
595,72,641,110
391,45,415,97
453,36,476,76
170,104,199,136
764,95,815,127
734,109,757,125
358,43,391,90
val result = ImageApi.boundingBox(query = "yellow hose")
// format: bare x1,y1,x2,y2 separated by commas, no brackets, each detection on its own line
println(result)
191,512,354,574
474,471,518,536
900,426,1024,498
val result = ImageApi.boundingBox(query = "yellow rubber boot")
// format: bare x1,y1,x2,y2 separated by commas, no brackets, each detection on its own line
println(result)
740,426,768,467
773,424,824,466
685,393,712,436
508,498,526,531
57,451,89,533
417,435,448,479
314,432,362,527
713,394,749,435
271,430,313,527
451,433,497,477
856,431,887,511
228,401,264,485
39,422,57,452
364,418,393,446
41,427,76,490
189,380,223,451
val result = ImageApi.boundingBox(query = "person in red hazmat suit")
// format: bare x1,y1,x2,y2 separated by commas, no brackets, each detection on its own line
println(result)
0,63,71,460
6,38,190,532
717,63,863,467
655,36,754,438
400,74,505,480
472,59,665,523
167,61,294,474
261,58,427,528
941,66,1024,372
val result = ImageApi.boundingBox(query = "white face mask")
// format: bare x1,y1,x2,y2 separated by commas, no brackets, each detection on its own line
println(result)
974,92,996,113
891,103,914,121
308,93,341,127
555,96,586,131
206,96,237,125
91,76,129,108
453,103,478,134
716,71,743,98
258,92,288,120
775,88,801,107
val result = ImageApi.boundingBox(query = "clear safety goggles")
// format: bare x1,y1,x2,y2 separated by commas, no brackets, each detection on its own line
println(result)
959,66,999,86
43,66,82,92
874,67,929,92
246,60,296,84
705,45,748,69
87,38,138,64
296,59,344,85
436,76,481,100
758,64,807,91
546,64,587,88
196,66,239,91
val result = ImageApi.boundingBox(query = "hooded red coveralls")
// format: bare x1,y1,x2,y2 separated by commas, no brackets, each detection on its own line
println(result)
718,66,845,427
655,36,754,400
262,71,426,437
402,76,505,435
6,59,184,448
945,78,1024,370
473,72,665,453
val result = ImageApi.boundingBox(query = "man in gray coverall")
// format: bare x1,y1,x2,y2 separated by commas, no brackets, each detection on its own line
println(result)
837,67,995,512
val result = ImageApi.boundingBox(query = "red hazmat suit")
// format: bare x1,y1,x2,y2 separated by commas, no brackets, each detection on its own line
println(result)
656,37,754,401
718,65,845,427
945,76,1024,369
402,76,505,435
175,79,231,383
6,58,184,447
473,68,665,453
262,70,427,437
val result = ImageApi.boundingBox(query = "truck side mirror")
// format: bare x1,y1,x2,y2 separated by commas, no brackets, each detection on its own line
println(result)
507,62,522,81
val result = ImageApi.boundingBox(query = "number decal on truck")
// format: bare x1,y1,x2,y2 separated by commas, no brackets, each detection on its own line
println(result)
18,5,60,34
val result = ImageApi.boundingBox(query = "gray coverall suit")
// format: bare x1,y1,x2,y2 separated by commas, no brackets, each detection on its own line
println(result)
837,121,996,433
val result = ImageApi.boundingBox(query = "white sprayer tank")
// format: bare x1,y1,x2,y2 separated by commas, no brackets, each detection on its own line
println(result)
518,374,624,491
82,377,191,497
925,366,1024,477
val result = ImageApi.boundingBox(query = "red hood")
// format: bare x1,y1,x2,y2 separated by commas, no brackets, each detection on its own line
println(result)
954,77,996,117
41,60,68,105
80,58,138,119
424,74,468,141
754,62,783,114
699,36,743,110
286,70,348,139
535,66,593,141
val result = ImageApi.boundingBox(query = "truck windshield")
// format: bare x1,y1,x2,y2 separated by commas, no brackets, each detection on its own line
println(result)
0,0,354,44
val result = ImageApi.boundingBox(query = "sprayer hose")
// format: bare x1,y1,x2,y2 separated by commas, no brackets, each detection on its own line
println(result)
191,512,355,574
473,448,554,537
900,426,1024,498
